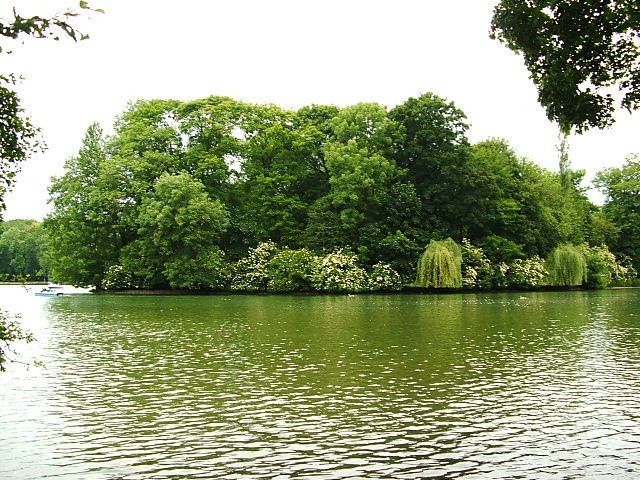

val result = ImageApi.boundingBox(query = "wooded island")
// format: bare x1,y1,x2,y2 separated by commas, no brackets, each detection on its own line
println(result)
2,94,638,292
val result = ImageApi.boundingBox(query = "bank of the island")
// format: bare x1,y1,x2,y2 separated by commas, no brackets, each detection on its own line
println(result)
96,239,637,295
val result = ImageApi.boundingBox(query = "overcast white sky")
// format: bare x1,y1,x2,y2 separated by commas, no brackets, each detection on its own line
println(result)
2,0,639,220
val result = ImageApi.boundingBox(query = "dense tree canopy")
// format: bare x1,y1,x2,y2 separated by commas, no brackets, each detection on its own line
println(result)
389,93,471,238
41,93,609,289
45,123,117,287
491,0,640,133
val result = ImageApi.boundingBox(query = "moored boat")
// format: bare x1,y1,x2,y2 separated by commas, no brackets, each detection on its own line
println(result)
35,284,65,297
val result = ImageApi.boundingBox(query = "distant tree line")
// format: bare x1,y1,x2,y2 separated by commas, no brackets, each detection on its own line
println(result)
0,219,49,282
2,93,637,290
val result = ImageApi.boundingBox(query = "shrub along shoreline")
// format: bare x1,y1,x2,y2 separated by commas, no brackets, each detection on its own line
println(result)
99,239,637,294
95,285,639,296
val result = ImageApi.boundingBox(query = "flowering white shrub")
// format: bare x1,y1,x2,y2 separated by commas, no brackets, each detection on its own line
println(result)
462,265,478,288
506,256,547,288
102,264,135,290
368,262,403,291
581,244,616,288
461,239,492,289
310,250,369,293
230,241,279,291
580,243,638,288
612,253,637,285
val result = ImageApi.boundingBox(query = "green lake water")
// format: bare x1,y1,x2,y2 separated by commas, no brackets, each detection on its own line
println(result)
1,286,639,479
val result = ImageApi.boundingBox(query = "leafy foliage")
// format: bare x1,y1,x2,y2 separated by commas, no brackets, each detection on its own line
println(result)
368,262,403,292
506,256,548,289
461,238,493,289
594,155,640,270
98,172,230,291
266,248,317,293
230,241,279,292
580,243,635,289
582,244,616,289
476,235,524,264
415,238,462,288
0,3,102,52
101,264,136,290
389,93,472,238
545,244,587,286
41,93,636,293
162,249,229,291
491,0,640,132
211,243,404,294
309,250,370,293
0,310,34,372
0,220,48,281
46,123,119,286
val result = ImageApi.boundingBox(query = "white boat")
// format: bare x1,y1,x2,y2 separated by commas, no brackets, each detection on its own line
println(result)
35,284,65,297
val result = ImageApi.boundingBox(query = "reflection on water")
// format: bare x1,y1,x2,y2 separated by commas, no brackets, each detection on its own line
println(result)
1,288,640,479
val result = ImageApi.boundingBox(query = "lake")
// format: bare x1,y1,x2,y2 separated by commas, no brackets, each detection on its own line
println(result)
1,286,639,479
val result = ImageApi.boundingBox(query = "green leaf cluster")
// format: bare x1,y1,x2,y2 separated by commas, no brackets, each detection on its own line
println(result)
309,249,370,293
491,0,640,132
545,244,588,287
415,239,462,289
0,310,34,372
225,243,403,294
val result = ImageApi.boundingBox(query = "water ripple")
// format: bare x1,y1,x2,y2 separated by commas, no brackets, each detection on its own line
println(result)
1,289,639,478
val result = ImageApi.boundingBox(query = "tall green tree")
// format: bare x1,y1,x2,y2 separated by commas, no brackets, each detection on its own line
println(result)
491,0,640,133
131,172,230,289
178,95,242,194
593,155,640,269
389,93,472,239
108,99,185,202
46,123,118,286
305,103,411,260
466,138,592,259
237,105,314,246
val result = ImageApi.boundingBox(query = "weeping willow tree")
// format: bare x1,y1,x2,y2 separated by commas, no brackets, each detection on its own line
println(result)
415,238,462,288
546,244,587,287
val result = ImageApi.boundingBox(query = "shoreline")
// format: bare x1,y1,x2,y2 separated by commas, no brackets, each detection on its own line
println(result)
92,285,640,296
